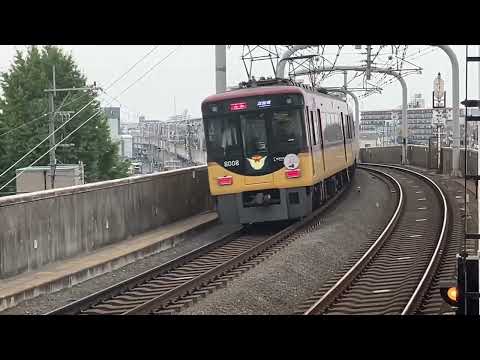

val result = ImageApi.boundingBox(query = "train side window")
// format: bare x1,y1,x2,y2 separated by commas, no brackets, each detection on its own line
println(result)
317,109,324,148
332,114,338,142
350,116,353,138
328,113,336,143
347,115,351,139
350,116,354,138
310,110,317,145
305,107,312,146
324,113,331,143
344,114,349,139
337,114,343,142
314,112,320,145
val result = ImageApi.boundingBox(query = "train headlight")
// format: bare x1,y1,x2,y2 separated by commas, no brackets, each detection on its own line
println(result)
286,97,293,105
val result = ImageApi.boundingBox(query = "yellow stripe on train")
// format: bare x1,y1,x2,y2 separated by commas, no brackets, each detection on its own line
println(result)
208,143,354,196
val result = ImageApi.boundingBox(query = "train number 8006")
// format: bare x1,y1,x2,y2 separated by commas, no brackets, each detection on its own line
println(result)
224,160,240,167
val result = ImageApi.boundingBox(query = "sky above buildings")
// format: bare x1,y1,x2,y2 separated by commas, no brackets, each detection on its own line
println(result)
0,45,477,122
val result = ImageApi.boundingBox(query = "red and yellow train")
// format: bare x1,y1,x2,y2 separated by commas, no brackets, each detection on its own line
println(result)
201,78,358,224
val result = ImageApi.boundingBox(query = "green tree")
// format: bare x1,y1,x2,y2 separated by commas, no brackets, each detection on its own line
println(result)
0,46,129,193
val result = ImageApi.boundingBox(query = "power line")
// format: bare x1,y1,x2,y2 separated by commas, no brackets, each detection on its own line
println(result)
100,89,141,119
0,95,109,192
0,46,182,191
0,46,168,183
0,97,99,181
114,46,181,97
0,111,49,138
0,45,159,140
103,45,161,90
0,85,90,138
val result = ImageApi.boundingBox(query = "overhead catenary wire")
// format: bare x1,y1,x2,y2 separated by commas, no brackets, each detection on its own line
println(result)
102,45,160,90
0,45,182,192
0,45,169,182
0,111,49,138
0,90,90,138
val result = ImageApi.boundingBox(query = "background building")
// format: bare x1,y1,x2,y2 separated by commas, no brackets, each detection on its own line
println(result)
409,93,425,109
104,107,121,142
360,105,467,148
120,134,133,159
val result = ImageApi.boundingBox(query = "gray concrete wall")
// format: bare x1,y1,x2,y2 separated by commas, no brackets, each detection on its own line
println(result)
360,145,479,178
407,145,429,169
441,147,453,174
440,148,478,176
360,146,402,164
463,149,477,176
0,166,213,278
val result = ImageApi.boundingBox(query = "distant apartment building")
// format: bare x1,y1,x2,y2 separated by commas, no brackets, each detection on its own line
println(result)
408,93,425,109
360,93,467,148
120,134,133,159
120,122,139,135
168,110,191,122
104,107,121,142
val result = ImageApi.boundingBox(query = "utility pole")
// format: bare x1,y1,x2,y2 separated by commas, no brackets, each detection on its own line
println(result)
44,67,101,189
366,45,372,80
48,66,56,190
477,44,480,251
215,45,227,93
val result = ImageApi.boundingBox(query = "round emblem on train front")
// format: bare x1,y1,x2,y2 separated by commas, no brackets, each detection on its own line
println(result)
284,154,299,170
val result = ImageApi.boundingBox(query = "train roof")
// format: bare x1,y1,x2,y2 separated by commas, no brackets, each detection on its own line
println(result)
202,85,303,103
202,78,345,104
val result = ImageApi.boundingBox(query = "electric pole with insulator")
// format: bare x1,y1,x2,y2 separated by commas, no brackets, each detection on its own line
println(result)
44,67,101,189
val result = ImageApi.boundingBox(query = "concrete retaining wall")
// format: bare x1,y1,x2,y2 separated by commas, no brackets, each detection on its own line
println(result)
0,166,213,278
407,145,430,169
462,149,478,176
440,147,452,174
360,146,402,164
360,145,479,177
438,148,478,176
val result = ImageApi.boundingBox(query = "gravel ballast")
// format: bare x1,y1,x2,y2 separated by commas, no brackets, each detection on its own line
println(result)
2,168,393,316
0,222,240,315
181,168,394,315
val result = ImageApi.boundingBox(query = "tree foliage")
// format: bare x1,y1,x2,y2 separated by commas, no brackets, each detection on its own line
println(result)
0,46,129,193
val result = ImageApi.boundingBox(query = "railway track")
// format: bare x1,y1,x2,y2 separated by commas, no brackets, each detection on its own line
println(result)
297,164,449,315
47,177,350,315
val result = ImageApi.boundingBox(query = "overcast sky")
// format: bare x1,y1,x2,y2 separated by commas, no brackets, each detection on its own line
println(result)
0,45,477,122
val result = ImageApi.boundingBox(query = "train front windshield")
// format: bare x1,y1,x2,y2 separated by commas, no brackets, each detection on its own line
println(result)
205,109,305,173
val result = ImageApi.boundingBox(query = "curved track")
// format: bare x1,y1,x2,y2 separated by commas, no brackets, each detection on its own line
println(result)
48,178,350,315
299,164,449,315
